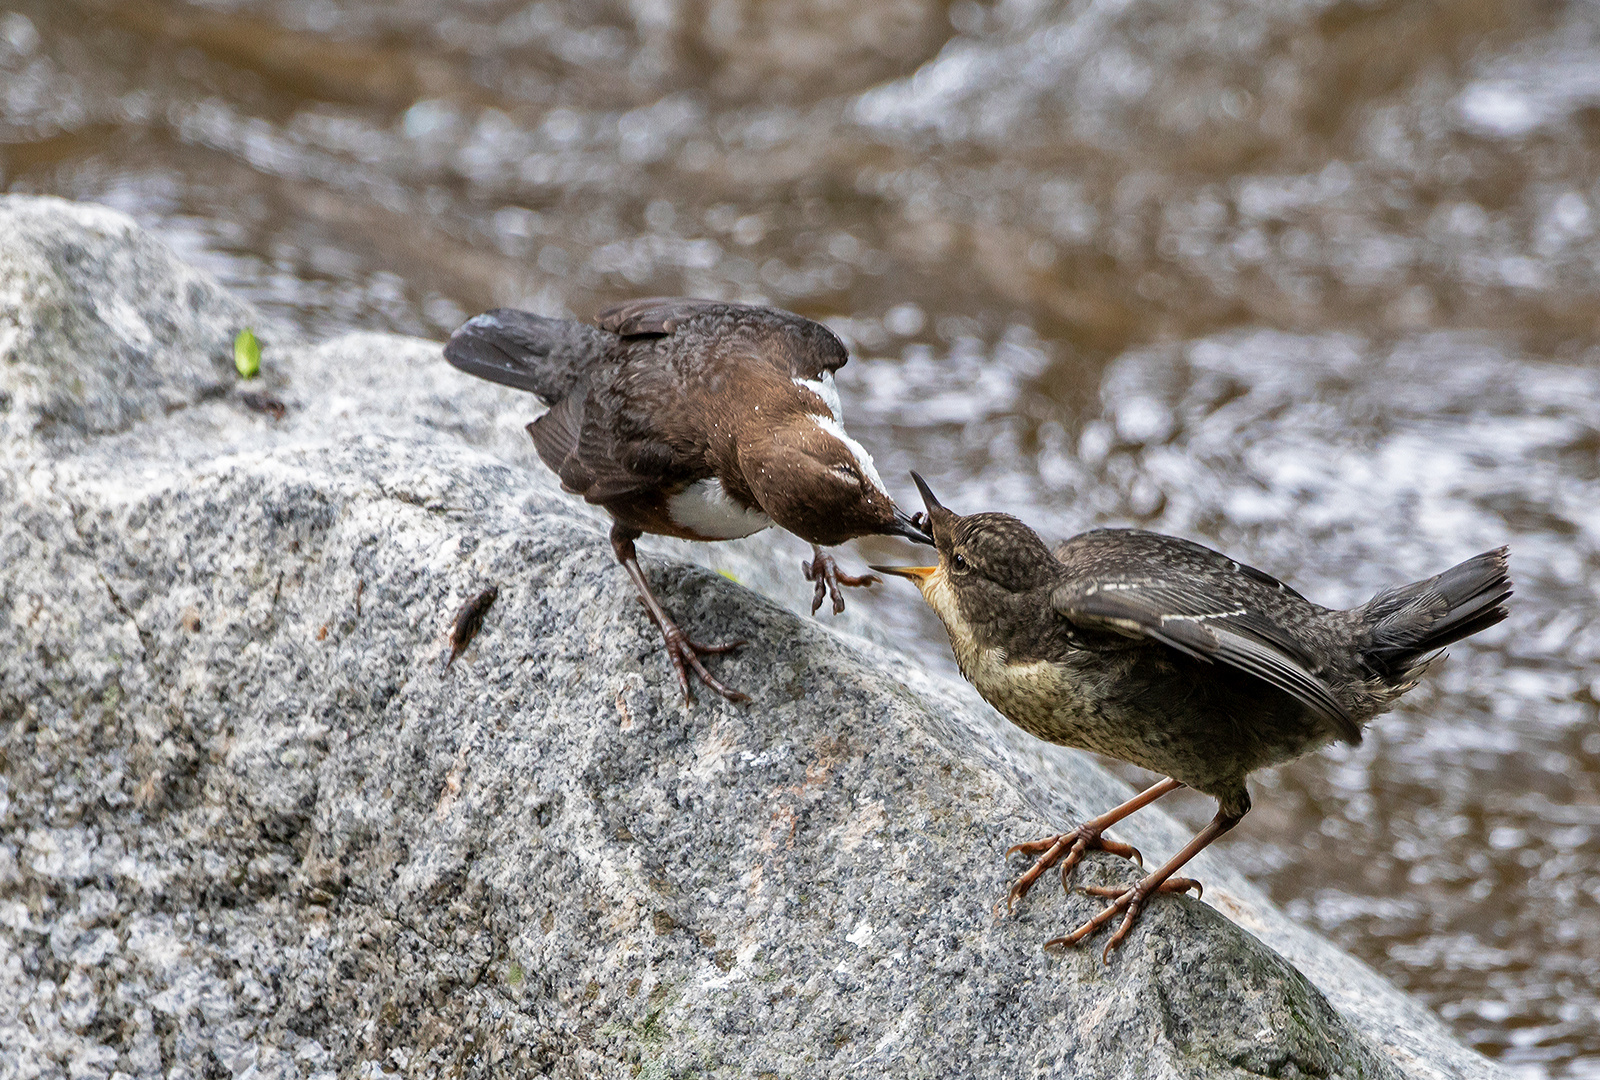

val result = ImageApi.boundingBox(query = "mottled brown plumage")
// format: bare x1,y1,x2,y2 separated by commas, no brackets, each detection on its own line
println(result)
445,298,928,702
876,473,1511,959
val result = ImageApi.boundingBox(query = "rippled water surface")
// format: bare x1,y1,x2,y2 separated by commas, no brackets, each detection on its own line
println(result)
5,0,1599,1071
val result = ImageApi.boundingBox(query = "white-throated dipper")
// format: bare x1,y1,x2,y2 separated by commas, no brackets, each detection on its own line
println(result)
444,297,930,703
875,474,1511,960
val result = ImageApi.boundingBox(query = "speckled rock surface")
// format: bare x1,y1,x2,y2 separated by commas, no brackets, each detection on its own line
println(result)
0,195,1503,1080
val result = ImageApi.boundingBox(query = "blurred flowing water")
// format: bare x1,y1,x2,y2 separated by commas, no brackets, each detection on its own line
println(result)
4,0,1598,1070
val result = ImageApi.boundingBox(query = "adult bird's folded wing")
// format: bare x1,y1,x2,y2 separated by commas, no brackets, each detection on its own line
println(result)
596,297,850,383
597,297,726,337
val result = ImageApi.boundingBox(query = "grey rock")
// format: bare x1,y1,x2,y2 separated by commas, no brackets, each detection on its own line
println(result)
0,194,1503,1080
0,197,258,449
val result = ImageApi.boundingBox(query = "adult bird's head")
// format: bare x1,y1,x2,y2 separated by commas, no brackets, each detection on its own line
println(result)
742,418,931,547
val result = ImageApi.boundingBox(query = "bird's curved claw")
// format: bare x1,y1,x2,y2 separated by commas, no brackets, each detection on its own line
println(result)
801,549,879,616
635,597,748,703
1046,876,1204,961
1003,826,1144,912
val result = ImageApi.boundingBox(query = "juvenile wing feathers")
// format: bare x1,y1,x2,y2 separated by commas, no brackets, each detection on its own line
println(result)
1053,577,1360,743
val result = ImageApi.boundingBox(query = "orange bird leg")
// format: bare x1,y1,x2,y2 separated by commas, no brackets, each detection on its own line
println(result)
1048,804,1243,962
1004,777,1183,912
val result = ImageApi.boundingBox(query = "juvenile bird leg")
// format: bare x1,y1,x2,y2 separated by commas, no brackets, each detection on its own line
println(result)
1049,804,1243,962
1005,778,1182,911
611,523,749,704
802,545,880,616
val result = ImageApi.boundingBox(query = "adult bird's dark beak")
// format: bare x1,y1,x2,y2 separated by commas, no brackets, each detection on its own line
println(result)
886,505,935,545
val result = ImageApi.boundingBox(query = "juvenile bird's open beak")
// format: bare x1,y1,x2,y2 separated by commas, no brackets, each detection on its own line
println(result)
870,564,937,583
885,505,935,545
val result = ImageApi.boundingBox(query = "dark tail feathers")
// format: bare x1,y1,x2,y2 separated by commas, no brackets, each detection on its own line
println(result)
1361,547,1511,683
443,309,608,405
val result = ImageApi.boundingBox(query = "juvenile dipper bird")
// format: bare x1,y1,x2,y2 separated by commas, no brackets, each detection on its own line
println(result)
444,297,930,702
875,474,1510,959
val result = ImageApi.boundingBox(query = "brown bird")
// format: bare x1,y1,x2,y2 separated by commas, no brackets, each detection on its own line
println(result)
875,474,1511,959
444,298,930,702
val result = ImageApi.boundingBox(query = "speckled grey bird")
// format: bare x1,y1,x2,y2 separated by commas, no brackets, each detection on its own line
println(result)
444,297,930,703
875,474,1511,959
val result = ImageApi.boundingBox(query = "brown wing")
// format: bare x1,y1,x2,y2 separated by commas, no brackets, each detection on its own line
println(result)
527,380,688,503
595,297,849,382
1052,576,1360,744
596,297,726,337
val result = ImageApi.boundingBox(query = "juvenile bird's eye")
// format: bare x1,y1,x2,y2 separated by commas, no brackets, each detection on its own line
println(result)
952,553,969,572
831,462,859,482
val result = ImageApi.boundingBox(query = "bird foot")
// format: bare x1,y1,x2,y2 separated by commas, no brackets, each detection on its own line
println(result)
1002,826,1144,912
635,598,749,704
801,549,879,616
1046,876,1203,962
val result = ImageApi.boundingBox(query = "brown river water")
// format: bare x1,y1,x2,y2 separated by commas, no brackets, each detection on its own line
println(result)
3,0,1598,1071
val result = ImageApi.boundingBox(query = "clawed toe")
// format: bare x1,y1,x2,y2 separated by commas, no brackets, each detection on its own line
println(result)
1084,877,1201,901
802,548,879,616
684,636,745,656
1005,834,1071,911
1005,836,1065,859
1096,837,1144,867
802,561,830,615
832,569,880,588
634,598,748,703
1002,825,1143,912
663,629,748,703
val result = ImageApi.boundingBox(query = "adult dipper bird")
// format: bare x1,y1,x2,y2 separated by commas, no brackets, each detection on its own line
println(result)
444,297,930,702
875,474,1510,959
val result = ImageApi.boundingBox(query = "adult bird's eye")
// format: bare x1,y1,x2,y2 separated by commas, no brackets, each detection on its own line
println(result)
832,463,858,482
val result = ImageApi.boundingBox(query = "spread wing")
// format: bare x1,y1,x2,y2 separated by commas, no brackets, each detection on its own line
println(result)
1052,576,1360,744
595,296,849,382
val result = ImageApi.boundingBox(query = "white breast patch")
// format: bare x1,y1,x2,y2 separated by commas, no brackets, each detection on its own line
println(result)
668,478,774,539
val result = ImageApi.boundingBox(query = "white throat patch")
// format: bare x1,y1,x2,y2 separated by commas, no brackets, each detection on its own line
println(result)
808,413,888,498
667,478,774,540
794,372,844,423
